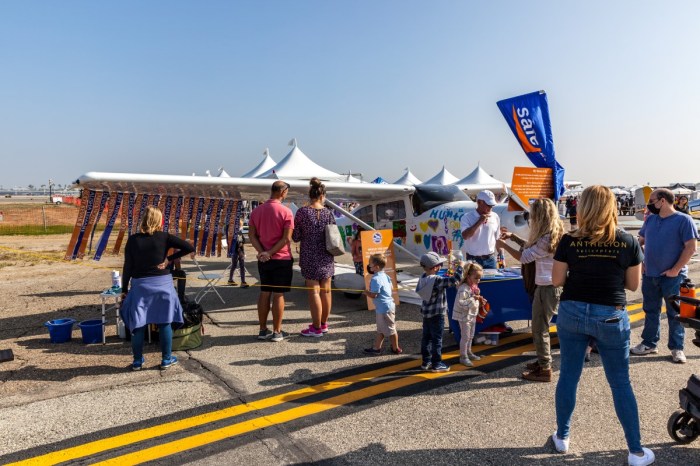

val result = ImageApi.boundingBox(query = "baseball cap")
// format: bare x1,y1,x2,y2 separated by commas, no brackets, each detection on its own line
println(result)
420,251,445,268
477,190,497,206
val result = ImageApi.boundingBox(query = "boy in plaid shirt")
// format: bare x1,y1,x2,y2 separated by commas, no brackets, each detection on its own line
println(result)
415,252,463,372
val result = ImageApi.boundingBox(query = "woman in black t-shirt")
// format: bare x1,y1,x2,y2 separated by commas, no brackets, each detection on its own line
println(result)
550,186,654,465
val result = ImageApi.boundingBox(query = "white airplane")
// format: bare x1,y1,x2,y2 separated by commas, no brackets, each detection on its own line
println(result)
73,172,531,260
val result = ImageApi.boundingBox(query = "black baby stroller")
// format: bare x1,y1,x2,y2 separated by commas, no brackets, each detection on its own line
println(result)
667,294,700,443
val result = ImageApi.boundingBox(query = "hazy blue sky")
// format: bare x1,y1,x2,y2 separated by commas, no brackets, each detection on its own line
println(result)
2,1,699,189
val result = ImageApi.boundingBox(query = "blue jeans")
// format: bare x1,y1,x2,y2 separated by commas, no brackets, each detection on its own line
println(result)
421,315,445,365
468,254,497,270
641,274,685,350
555,300,643,453
132,324,173,363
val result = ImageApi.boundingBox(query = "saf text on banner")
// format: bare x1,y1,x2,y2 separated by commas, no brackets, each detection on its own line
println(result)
496,90,565,200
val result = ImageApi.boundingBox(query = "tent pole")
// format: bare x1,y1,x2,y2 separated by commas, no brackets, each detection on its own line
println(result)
324,199,420,262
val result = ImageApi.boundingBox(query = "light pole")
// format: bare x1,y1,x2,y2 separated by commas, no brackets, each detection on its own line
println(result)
48,179,53,203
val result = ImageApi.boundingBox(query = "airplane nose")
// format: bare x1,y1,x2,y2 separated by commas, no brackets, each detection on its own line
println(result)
513,211,529,227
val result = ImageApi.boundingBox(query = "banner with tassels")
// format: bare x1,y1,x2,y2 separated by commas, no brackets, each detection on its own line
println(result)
65,190,247,261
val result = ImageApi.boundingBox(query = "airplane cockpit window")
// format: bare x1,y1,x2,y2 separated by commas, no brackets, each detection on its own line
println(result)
353,205,374,223
411,185,471,216
377,200,405,222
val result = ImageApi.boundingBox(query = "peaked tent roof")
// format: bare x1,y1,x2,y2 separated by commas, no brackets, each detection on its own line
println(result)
420,166,460,185
217,167,231,178
240,149,277,178
452,164,507,195
393,168,422,186
257,140,344,181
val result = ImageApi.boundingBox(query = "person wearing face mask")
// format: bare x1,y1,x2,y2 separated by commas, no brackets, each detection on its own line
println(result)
631,188,698,363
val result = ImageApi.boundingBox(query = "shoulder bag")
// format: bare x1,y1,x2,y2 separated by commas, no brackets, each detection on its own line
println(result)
325,223,345,256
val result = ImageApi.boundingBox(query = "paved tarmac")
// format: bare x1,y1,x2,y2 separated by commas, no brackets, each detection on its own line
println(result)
1,225,699,465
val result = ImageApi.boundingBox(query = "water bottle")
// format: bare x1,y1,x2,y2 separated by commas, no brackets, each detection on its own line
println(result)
111,270,121,288
117,318,126,339
497,249,505,270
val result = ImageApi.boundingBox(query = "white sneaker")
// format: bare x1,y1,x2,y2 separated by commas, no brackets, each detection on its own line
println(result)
459,356,474,367
630,343,658,355
467,352,481,361
628,447,655,466
552,431,569,453
672,350,687,364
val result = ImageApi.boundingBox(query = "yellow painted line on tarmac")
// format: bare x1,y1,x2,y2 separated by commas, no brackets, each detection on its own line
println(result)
9,305,646,466
8,333,532,466
92,341,539,466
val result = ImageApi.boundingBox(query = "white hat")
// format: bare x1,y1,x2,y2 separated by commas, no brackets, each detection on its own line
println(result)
477,190,497,206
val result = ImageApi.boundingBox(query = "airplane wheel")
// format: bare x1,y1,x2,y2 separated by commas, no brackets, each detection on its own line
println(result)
668,409,699,443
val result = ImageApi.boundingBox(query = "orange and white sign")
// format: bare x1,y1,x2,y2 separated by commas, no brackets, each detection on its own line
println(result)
509,166,554,211
361,229,400,311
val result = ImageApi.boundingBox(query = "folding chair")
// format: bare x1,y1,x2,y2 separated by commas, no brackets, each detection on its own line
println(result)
191,257,228,305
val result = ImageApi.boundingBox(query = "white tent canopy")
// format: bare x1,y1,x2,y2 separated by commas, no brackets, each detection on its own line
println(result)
393,168,422,186
241,149,277,178
257,139,344,181
420,166,460,186
344,173,363,183
217,167,231,178
670,186,693,195
452,164,507,194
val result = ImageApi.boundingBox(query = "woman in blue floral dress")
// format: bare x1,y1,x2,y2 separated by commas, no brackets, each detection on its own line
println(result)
293,178,336,337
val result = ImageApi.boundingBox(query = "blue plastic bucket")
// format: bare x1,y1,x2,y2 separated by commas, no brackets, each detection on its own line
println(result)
78,319,103,344
45,318,76,343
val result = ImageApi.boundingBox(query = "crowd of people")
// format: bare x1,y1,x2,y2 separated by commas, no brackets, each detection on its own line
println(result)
116,183,697,466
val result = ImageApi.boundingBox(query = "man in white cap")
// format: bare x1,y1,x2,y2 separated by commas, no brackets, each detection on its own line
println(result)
460,189,500,269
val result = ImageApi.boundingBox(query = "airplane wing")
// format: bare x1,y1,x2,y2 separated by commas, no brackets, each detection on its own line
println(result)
73,172,415,203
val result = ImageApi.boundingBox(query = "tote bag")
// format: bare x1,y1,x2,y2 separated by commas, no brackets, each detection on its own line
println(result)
325,224,345,256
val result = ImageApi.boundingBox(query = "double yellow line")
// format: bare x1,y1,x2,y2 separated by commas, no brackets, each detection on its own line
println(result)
10,304,646,466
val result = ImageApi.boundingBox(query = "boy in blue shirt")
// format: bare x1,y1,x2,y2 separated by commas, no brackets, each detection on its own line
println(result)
363,254,402,355
415,251,463,372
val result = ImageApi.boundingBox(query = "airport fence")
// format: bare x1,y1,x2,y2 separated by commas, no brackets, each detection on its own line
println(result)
0,203,89,235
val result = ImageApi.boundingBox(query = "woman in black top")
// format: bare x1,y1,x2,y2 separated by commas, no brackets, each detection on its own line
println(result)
121,206,194,371
550,186,654,466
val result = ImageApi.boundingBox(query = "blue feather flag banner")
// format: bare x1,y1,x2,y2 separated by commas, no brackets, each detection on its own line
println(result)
496,91,565,200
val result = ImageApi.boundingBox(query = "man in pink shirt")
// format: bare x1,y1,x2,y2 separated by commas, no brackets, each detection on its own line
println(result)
248,181,295,342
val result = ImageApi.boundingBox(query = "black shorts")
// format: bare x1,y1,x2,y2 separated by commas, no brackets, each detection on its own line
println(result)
258,259,294,293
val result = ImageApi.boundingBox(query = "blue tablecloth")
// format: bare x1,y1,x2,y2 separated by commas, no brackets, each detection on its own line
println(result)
446,274,532,344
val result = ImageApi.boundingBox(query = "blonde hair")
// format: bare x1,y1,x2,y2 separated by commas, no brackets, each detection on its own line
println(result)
369,253,386,269
526,198,564,252
139,206,163,235
461,262,483,285
570,185,617,244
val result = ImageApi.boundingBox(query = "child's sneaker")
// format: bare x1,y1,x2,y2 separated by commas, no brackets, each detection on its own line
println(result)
391,347,403,355
459,356,474,367
240,282,250,289
257,328,273,340
131,357,145,371
227,280,238,286
431,362,450,373
300,325,323,337
363,348,381,355
160,356,178,370
320,323,329,333
420,361,432,371
467,352,481,361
